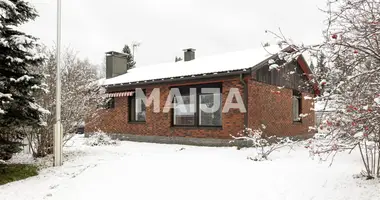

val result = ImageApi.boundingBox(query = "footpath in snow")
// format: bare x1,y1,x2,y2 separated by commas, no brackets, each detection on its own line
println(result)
0,135,379,200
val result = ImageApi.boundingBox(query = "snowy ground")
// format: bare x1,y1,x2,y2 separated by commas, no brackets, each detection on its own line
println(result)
0,135,379,200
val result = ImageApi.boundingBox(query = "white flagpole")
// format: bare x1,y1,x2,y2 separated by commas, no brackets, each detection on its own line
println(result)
54,0,63,167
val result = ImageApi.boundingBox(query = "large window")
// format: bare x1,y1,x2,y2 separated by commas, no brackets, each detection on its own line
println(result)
129,93,146,122
173,83,222,127
292,90,301,122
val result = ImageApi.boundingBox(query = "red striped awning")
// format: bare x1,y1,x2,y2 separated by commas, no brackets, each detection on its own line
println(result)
105,91,134,98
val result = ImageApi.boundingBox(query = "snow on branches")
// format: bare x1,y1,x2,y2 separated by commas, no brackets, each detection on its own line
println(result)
232,126,293,161
266,0,380,179
24,47,105,158
0,0,47,160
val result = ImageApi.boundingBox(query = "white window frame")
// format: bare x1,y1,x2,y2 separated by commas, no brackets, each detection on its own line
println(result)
292,95,301,122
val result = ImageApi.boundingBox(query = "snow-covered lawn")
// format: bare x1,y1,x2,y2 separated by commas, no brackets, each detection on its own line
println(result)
0,135,379,200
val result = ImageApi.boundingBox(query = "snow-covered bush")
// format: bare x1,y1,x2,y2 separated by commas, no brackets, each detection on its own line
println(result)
232,126,293,161
84,132,117,146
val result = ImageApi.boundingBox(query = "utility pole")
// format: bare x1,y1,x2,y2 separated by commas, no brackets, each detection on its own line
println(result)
54,0,63,167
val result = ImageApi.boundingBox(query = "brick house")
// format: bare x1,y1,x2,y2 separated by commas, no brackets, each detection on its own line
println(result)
85,46,317,145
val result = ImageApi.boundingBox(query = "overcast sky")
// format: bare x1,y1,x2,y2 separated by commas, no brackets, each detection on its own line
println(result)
23,0,327,66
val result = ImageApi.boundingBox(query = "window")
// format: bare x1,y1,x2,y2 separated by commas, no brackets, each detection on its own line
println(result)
292,90,301,122
174,94,196,126
172,83,222,127
105,97,115,109
199,93,222,126
129,93,146,122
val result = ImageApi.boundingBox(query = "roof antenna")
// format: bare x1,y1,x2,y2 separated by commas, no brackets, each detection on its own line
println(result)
132,41,141,60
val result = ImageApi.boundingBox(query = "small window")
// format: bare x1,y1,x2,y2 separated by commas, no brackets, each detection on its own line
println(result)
292,90,301,122
105,97,115,109
129,94,146,122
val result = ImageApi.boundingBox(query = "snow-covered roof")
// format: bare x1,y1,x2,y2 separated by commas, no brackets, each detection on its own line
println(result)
315,100,337,112
104,45,285,86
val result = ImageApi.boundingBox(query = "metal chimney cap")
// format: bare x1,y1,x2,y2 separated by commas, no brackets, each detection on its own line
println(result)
183,48,196,52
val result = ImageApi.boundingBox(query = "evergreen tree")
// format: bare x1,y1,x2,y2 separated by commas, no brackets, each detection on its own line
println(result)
0,0,47,160
314,52,331,94
316,53,326,74
175,56,182,62
122,45,136,70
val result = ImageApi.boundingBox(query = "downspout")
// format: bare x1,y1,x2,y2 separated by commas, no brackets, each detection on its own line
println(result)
240,73,248,128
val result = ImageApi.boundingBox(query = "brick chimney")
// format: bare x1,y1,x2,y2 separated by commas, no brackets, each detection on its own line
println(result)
183,48,195,62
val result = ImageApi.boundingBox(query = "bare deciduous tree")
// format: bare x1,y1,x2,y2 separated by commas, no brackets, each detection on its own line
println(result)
26,47,103,157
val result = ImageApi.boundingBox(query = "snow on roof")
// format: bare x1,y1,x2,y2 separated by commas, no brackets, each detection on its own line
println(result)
104,45,284,86
315,100,337,112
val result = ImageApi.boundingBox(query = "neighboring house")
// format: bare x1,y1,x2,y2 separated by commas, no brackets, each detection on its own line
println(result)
85,46,317,145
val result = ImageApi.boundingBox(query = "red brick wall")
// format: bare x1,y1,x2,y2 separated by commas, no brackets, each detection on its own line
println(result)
247,79,315,137
85,77,315,139
85,77,245,139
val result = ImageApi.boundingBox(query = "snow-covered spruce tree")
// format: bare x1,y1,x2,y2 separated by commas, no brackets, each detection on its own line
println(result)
25,47,104,157
122,45,136,71
0,0,47,160
269,0,380,179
